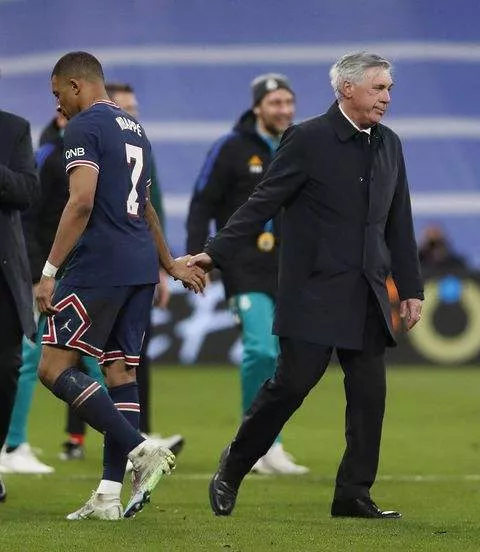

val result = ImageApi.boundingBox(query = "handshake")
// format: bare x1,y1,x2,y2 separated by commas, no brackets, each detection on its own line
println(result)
166,252,214,294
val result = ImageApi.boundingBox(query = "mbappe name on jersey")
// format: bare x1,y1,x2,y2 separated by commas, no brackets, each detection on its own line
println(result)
115,116,142,136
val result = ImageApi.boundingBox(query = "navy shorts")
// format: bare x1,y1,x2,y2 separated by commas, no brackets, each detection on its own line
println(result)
42,282,154,368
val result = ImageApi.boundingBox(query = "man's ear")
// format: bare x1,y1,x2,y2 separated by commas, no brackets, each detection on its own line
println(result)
70,78,81,96
342,80,353,99
253,105,260,117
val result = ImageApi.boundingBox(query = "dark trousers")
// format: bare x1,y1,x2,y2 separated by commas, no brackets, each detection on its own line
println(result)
224,292,388,499
0,271,23,448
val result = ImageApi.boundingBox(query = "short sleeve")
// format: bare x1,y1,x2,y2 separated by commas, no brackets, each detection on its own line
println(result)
63,115,100,174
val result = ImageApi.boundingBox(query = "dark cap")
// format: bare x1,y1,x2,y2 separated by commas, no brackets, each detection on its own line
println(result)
250,73,294,106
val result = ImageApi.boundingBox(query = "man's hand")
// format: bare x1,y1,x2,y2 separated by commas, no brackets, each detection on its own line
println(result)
153,269,171,309
186,252,214,273
399,298,423,331
167,255,206,293
35,276,58,316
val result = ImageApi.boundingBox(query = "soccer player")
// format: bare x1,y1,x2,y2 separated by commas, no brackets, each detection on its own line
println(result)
35,51,205,520
105,82,184,454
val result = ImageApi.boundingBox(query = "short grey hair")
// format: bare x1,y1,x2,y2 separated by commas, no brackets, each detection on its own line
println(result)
329,52,392,99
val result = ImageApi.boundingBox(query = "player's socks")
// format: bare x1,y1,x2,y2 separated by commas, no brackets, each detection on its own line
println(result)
68,433,85,446
102,382,140,485
52,367,143,453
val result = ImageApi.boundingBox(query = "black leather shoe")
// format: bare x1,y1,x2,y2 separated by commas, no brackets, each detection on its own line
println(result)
0,477,6,502
331,497,401,519
209,473,238,516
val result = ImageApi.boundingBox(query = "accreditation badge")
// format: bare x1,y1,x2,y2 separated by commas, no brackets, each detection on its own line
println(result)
257,231,275,252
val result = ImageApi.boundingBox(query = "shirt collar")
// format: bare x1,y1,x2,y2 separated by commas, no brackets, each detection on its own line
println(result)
327,102,383,144
338,104,371,135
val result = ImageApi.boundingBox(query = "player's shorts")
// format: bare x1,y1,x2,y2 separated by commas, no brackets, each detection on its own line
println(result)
41,282,155,368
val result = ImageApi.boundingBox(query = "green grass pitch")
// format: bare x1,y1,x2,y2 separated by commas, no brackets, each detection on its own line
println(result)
1,365,480,551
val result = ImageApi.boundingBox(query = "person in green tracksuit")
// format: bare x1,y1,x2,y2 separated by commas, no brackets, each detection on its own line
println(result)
186,74,308,475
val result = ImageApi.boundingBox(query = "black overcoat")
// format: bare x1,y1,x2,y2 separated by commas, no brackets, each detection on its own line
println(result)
0,110,39,340
206,103,423,349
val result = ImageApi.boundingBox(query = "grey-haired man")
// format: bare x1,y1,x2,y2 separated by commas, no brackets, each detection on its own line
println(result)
189,52,423,518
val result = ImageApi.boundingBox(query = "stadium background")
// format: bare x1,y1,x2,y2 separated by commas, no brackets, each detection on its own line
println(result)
1,0,479,364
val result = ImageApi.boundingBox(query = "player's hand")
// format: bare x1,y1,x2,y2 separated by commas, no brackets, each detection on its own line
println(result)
186,252,214,273
153,269,170,309
35,276,58,316
168,255,206,294
399,298,423,331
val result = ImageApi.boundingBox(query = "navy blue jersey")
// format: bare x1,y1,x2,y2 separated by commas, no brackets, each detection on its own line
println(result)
61,100,159,287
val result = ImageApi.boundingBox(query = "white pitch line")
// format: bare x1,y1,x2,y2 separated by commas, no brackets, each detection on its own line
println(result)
30,117,480,147
6,473,480,483
4,42,480,76
139,118,480,141
166,473,480,482
34,117,480,144
162,192,480,217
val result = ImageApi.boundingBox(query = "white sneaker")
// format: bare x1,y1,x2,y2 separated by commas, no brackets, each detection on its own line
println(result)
251,456,275,475
0,443,54,474
251,443,309,475
125,433,184,473
147,433,185,456
66,492,123,520
124,439,175,518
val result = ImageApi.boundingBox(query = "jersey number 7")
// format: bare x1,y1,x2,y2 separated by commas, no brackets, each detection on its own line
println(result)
125,143,143,216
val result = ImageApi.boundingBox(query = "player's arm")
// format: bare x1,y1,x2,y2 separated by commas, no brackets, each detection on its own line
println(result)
36,165,97,314
144,192,206,293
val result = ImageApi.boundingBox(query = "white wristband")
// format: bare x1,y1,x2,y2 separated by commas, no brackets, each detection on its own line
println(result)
42,261,58,278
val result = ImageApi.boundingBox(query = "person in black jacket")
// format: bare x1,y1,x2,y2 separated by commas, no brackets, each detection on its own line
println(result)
418,224,468,277
0,112,104,471
0,109,39,501
187,74,307,474
189,52,424,519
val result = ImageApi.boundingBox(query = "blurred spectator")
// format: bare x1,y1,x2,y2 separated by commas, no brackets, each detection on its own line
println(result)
186,73,307,474
105,82,184,455
0,111,104,470
418,224,468,276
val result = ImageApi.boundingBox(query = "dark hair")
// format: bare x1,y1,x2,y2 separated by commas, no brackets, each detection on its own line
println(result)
51,51,104,82
105,82,134,99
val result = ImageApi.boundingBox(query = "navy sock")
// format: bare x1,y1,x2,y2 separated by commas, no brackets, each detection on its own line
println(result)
52,367,143,454
103,382,140,483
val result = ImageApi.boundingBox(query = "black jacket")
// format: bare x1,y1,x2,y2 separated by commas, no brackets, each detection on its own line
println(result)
22,129,68,283
0,110,39,339
206,103,424,349
39,117,61,146
186,110,280,299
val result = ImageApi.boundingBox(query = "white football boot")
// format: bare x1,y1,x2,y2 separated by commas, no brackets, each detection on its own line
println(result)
66,492,123,520
125,433,184,473
124,439,175,518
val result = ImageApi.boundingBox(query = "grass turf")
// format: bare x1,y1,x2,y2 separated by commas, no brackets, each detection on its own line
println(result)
1,365,480,551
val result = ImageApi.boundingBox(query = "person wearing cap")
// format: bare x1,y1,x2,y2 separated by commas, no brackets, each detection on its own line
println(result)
189,52,423,519
186,74,308,475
